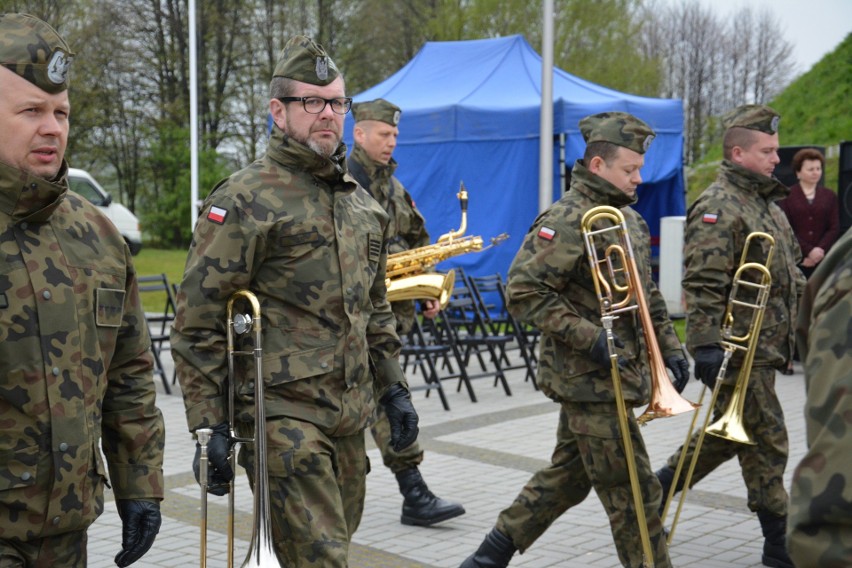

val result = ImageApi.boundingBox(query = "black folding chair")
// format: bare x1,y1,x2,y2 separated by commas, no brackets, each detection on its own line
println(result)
399,318,452,410
137,274,178,394
468,274,539,389
436,277,514,397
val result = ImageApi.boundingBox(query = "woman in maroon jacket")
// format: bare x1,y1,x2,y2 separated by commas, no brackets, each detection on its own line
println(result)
778,148,840,374
778,148,840,280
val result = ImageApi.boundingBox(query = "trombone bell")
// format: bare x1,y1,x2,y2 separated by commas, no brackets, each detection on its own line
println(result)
705,392,756,445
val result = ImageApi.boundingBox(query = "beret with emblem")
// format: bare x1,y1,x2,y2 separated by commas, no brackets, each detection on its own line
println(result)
722,104,780,135
579,111,655,154
273,35,339,86
352,99,401,126
0,13,73,94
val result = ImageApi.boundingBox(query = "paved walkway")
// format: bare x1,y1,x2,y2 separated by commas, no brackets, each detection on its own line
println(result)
87,348,808,567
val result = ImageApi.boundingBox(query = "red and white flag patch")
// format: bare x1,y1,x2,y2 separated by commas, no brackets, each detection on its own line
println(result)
538,226,556,240
702,213,718,224
207,206,228,224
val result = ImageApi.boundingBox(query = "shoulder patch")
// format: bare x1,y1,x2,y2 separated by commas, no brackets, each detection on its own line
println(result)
207,206,228,224
702,213,718,224
538,226,556,240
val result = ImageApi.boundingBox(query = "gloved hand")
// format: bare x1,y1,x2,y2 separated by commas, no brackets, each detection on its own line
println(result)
693,345,725,389
589,330,628,369
665,355,690,393
192,422,233,496
380,383,419,451
114,499,161,567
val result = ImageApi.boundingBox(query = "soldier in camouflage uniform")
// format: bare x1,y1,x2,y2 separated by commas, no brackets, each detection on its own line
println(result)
170,36,419,567
788,227,852,567
461,112,690,568
655,105,805,568
0,13,165,568
347,98,465,528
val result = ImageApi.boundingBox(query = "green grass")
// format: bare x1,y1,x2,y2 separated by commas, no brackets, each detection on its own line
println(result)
133,248,188,313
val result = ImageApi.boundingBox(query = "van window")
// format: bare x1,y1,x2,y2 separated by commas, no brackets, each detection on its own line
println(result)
69,177,105,206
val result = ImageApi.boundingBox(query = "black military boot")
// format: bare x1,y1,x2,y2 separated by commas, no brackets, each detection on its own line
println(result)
757,510,793,568
395,467,466,526
460,528,516,568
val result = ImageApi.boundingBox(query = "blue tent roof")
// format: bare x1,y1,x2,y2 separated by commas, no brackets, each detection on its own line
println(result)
344,35,685,278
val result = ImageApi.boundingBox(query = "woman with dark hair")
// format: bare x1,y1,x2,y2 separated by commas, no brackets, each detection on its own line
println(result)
777,147,840,374
778,148,840,279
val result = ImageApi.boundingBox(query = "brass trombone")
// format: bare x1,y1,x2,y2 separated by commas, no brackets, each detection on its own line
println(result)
582,206,698,568
662,232,775,544
198,290,281,567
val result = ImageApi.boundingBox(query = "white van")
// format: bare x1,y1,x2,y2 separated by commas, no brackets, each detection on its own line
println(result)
67,168,143,255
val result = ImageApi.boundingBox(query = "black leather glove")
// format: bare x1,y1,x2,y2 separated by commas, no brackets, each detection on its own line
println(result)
193,422,234,496
693,345,725,389
114,499,161,567
380,383,419,451
589,330,628,369
665,355,690,393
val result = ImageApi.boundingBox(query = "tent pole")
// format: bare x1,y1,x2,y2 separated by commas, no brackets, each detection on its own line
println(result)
539,0,555,213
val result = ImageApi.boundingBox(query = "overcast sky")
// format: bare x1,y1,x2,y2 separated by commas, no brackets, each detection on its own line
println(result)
661,0,851,72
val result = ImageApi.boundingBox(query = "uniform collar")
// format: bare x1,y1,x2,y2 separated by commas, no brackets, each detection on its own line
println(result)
0,160,69,223
267,124,350,185
719,159,790,202
570,160,638,208
350,144,397,180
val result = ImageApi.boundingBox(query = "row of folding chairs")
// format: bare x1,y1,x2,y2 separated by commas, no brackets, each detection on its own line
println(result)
137,269,542,405
399,269,540,410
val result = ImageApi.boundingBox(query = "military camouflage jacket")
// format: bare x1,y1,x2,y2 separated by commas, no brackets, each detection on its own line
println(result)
683,160,805,375
171,126,406,437
788,228,852,566
0,160,165,540
347,144,430,332
506,161,682,405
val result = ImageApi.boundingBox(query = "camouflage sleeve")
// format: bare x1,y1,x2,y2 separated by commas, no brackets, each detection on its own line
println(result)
399,183,430,249
101,245,166,500
171,192,260,432
683,197,739,354
367,209,406,396
507,214,600,352
788,232,852,565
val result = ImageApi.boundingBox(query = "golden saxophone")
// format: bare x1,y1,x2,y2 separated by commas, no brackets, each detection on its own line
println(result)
385,182,508,308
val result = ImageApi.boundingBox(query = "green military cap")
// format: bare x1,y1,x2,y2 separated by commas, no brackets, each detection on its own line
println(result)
272,35,339,86
0,13,73,94
352,99,401,126
579,111,655,154
722,104,780,134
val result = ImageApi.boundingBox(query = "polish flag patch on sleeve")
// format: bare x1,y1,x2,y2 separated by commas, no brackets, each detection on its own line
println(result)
207,206,228,224
538,226,556,240
702,213,719,224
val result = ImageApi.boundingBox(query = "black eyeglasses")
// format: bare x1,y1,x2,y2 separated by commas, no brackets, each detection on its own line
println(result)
278,96,352,115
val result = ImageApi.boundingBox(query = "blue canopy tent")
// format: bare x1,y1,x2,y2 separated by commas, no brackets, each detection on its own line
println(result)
344,34,685,278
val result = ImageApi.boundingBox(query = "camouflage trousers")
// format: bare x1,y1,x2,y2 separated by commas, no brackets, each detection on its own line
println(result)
238,416,369,568
0,530,86,568
664,366,789,515
369,396,425,473
497,402,671,568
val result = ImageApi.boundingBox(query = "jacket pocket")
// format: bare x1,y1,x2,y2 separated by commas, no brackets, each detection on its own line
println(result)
263,343,337,387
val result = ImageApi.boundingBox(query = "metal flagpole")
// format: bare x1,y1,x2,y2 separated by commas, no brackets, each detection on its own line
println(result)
189,0,200,230
539,0,555,213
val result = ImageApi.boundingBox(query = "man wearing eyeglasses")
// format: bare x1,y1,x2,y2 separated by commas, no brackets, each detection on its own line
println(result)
172,36,419,567
346,99,466,528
